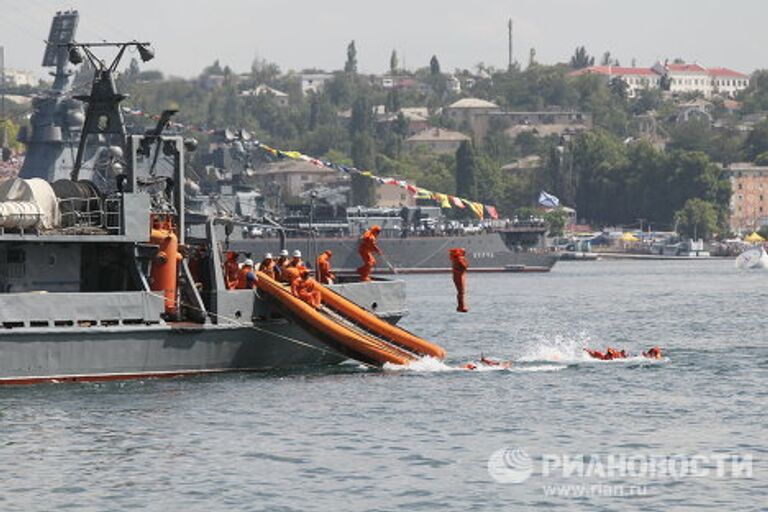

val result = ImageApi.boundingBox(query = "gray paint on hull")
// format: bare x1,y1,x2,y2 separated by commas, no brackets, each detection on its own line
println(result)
228,232,558,272
0,322,345,381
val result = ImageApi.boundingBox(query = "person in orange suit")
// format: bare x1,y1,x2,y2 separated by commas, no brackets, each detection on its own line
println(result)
281,250,306,283
224,251,240,290
258,253,277,279
357,225,382,281
291,270,322,309
584,347,628,360
316,250,336,284
643,346,663,359
237,259,257,289
449,247,469,312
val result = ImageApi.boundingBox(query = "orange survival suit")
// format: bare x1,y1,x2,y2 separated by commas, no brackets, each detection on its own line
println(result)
357,226,382,281
236,263,257,289
449,247,469,312
316,250,336,284
224,251,240,290
291,271,322,309
258,257,277,280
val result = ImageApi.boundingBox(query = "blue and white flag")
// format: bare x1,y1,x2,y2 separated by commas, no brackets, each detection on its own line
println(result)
538,190,560,208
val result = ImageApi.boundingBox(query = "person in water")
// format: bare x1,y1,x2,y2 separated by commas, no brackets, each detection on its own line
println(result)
291,270,322,309
449,247,469,313
642,346,663,359
462,355,512,370
585,346,662,360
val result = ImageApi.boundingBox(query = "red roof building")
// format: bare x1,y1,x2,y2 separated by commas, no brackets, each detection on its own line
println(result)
569,61,750,98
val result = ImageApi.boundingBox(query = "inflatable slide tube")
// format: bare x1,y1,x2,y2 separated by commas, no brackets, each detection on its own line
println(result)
317,284,446,360
256,272,416,367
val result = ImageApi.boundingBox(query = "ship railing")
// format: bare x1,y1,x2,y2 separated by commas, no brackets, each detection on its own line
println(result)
55,195,122,233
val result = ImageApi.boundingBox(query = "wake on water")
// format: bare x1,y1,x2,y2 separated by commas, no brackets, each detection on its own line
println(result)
381,334,667,373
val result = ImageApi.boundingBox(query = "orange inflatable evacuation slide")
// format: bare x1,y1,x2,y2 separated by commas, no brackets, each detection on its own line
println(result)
256,271,445,367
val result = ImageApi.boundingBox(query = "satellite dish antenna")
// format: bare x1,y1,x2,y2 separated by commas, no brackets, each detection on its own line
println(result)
240,129,252,141
223,128,235,141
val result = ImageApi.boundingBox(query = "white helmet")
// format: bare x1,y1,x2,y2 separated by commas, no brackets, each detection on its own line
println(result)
292,250,302,258
264,252,273,259
243,258,254,267
279,249,289,257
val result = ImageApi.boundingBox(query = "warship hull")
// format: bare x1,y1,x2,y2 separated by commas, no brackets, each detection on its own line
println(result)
229,232,558,273
0,323,345,385
0,282,406,385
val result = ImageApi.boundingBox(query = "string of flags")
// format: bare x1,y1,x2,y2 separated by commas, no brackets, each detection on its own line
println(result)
122,106,499,219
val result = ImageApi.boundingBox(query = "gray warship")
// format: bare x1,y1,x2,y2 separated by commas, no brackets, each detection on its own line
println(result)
0,14,435,384
187,129,559,274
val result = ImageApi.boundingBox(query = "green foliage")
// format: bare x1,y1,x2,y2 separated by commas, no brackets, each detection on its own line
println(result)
109,51,752,231
744,119,768,161
738,70,768,113
430,55,441,75
344,41,357,74
455,141,478,199
564,129,730,230
674,198,719,239
0,119,24,152
755,152,768,166
569,46,594,70
544,209,568,237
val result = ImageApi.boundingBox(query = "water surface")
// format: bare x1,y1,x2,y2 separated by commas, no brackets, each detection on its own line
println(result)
1,260,765,511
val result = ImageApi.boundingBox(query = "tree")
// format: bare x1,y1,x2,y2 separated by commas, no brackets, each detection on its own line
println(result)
349,96,372,136
390,50,398,75
544,209,568,237
455,140,478,199
744,119,768,161
601,51,619,66
674,198,719,240
569,46,594,70
251,58,281,85
344,40,357,74
609,77,629,99
351,133,376,206
430,55,441,76
385,87,400,113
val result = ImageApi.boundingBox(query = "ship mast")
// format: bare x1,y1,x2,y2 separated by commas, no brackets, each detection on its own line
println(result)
64,41,154,181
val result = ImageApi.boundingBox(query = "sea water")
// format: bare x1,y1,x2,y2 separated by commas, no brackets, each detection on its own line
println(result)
0,259,765,511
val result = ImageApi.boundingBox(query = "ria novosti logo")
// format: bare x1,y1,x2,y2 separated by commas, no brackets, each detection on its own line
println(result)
487,447,533,483
487,447,753,486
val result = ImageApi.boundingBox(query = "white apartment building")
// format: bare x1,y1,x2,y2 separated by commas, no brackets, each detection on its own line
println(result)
569,61,749,98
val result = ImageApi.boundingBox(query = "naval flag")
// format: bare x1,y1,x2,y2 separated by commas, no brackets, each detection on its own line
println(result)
538,190,560,208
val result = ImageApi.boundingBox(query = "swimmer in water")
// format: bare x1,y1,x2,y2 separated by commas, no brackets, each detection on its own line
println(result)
462,355,512,370
642,346,663,359
585,346,663,360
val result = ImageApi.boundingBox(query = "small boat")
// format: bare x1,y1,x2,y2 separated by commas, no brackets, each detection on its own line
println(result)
735,247,768,270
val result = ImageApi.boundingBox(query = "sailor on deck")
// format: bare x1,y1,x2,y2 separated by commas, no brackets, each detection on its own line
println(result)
224,251,240,290
258,253,276,279
237,259,258,289
275,249,290,281
357,225,382,281
317,250,336,284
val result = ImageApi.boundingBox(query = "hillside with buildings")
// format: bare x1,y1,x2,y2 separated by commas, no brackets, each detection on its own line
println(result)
4,42,768,238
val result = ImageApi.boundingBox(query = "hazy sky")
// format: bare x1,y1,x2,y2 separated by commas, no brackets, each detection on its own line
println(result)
1,0,766,79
